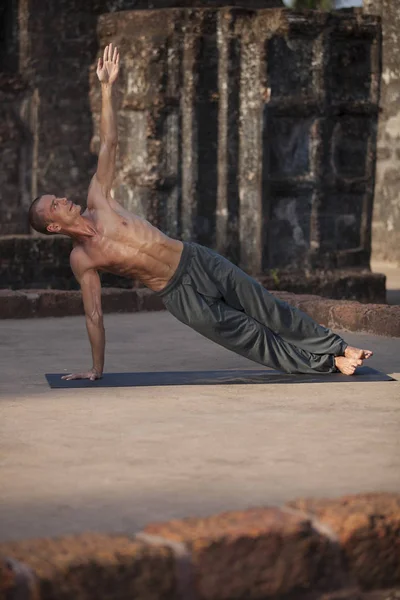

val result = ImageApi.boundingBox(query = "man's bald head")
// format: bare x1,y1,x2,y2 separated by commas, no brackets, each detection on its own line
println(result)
28,195,52,235
28,194,83,236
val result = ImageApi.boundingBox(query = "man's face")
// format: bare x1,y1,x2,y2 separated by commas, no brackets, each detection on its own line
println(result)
38,194,81,233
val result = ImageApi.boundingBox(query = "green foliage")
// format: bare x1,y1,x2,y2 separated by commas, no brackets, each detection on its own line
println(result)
270,269,281,288
292,0,333,9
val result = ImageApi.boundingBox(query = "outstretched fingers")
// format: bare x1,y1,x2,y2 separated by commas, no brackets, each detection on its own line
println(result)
61,373,96,381
61,374,75,380
102,43,119,64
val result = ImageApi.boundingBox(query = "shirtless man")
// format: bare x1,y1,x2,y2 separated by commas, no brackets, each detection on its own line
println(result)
28,44,373,381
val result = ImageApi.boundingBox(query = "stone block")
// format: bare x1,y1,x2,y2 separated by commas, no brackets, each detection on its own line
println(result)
363,304,400,337
330,118,371,182
287,494,400,590
37,290,84,317
0,533,175,600
0,290,36,319
266,191,312,269
319,194,364,252
296,298,333,328
266,34,316,99
267,117,314,178
326,36,373,103
319,590,400,600
0,288,167,319
330,302,400,338
136,288,165,312
1,495,400,599
145,507,348,600
101,288,139,314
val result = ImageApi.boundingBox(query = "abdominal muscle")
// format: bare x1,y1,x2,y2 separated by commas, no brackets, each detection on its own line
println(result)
85,208,184,292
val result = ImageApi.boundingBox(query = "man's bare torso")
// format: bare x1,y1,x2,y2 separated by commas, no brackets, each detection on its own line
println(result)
71,189,183,292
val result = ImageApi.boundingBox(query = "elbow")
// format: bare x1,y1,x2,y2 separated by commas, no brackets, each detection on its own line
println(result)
100,136,117,148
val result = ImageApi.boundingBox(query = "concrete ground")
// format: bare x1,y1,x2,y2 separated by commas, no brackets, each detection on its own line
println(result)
0,311,399,543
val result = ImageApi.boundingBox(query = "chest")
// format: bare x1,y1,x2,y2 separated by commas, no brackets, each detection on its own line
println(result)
86,204,138,240
82,208,147,269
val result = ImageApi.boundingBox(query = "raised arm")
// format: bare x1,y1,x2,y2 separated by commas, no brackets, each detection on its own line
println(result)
88,43,120,206
62,250,105,381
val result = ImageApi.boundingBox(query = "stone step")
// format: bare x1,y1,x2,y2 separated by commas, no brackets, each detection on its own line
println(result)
1,287,399,337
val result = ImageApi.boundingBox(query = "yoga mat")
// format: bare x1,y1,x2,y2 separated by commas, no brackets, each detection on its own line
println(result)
46,366,395,388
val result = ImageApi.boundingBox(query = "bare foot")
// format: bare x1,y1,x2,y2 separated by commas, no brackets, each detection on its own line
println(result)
335,356,363,375
344,345,373,360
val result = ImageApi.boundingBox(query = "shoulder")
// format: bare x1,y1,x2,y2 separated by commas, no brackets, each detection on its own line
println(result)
88,174,123,212
70,246,92,278
87,174,111,207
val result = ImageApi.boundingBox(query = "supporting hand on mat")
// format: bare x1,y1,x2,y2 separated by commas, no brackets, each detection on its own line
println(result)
61,368,102,382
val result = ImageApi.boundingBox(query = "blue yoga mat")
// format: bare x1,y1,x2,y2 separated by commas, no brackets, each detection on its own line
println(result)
45,366,394,388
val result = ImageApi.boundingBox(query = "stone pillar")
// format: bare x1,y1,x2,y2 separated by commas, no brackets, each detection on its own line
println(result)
364,0,400,265
93,8,382,282
0,75,37,235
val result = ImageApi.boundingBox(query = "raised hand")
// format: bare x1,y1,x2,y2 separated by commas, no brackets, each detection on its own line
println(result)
97,43,120,85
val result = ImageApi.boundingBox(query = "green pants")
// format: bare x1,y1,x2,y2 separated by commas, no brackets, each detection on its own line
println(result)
157,242,347,374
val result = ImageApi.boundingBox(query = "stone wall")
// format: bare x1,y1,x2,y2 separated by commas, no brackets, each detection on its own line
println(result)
0,0,283,237
0,1,385,301
0,74,35,235
0,0,18,73
364,0,400,265
91,8,381,275
16,0,99,212
1,493,400,600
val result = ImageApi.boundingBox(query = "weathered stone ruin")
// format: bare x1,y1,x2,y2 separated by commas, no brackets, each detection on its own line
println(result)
364,0,400,265
0,1,386,301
